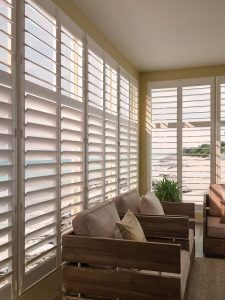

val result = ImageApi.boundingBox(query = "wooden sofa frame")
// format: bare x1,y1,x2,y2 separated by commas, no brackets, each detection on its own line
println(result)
203,194,225,256
62,213,195,300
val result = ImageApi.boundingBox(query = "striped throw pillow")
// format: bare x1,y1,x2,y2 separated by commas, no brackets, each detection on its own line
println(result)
116,210,146,242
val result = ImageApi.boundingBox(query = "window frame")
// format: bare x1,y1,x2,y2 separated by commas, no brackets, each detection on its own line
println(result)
148,77,215,208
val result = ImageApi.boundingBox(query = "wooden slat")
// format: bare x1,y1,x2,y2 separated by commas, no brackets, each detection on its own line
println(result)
62,265,180,300
135,215,189,239
161,202,195,218
62,235,181,273
147,237,189,251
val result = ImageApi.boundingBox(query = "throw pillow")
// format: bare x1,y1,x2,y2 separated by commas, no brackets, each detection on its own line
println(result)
139,191,164,215
115,209,146,242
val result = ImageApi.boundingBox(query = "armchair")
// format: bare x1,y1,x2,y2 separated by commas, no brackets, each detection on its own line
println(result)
203,184,225,256
112,190,195,260
62,200,193,299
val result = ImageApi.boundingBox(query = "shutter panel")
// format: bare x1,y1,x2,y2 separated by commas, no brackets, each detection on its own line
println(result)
23,0,58,288
150,87,178,183
104,61,118,199
129,81,139,190
87,40,104,207
0,0,16,299
182,84,211,204
119,73,130,193
60,21,84,234
219,81,225,183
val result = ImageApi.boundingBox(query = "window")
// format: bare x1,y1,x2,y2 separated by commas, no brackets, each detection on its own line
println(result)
104,59,119,200
182,83,211,204
129,81,139,190
60,19,84,234
118,71,139,193
217,77,225,183
87,39,104,206
23,0,59,288
149,78,213,205
0,0,139,297
150,87,178,183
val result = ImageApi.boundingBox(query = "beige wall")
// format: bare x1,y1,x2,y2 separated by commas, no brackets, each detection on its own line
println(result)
139,64,225,195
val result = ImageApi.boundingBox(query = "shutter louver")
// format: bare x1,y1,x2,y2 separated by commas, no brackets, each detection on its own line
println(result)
0,0,16,298
151,87,178,183
129,82,139,190
119,74,130,193
23,0,58,287
60,25,84,233
182,84,211,203
104,63,118,199
219,82,225,183
87,43,104,206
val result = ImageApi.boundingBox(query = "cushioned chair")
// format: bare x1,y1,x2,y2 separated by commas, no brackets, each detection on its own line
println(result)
112,190,195,256
62,200,194,299
203,184,225,256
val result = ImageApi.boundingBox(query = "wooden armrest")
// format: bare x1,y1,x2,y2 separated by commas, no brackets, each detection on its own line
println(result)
161,202,195,219
62,234,181,274
134,215,189,239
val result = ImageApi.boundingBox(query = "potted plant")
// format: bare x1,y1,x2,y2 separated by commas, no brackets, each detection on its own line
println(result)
152,176,181,202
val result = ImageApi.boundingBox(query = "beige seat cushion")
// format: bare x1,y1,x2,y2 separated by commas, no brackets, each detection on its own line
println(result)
207,216,225,238
139,191,164,215
115,210,146,242
209,184,225,217
112,190,140,214
138,249,190,299
72,201,120,238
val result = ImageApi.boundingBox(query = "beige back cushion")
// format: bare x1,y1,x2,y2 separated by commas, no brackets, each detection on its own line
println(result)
112,190,140,214
139,191,164,215
209,184,225,217
72,201,120,238
115,210,146,242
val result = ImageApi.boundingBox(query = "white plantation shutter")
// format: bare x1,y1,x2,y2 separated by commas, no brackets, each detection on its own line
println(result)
60,17,84,233
149,78,213,205
129,80,139,190
87,39,104,206
104,59,118,200
0,0,16,299
119,71,130,193
150,86,178,184
0,0,140,294
182,82,212,204
23,0,59,288
217,77,225,184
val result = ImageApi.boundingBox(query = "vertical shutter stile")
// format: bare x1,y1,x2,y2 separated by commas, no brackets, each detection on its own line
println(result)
0,0,16,299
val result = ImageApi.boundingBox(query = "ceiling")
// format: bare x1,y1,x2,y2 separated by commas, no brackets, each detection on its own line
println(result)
73,0,225,72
